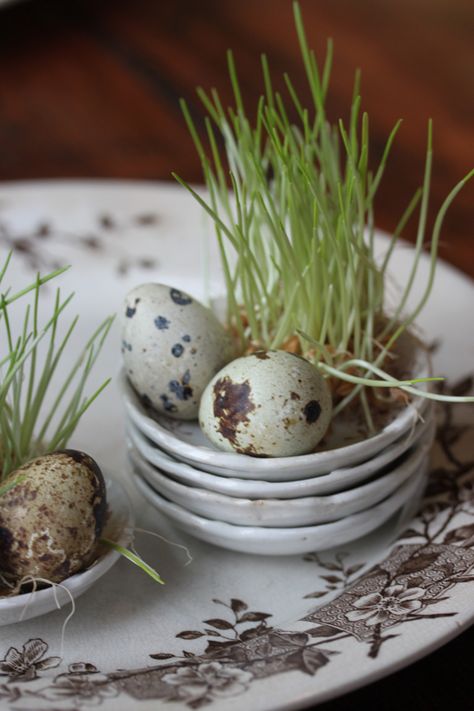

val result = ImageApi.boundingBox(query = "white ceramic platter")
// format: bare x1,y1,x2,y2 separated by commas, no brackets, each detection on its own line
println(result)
0,181,472,711
0,478,133,626
125,410,434,497
128,425,435,528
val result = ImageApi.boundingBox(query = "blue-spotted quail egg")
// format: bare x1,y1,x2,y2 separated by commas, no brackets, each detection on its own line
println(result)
122,283,235,419
199,350,332,457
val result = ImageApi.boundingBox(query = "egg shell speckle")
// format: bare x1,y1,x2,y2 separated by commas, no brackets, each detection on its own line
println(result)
122,283,235,419
0,450,107,583
199,350,333,457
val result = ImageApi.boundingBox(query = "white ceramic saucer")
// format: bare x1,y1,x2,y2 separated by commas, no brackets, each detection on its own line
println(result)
121,367,431,480
0,478,133,626
131,456,429,555
0,180,471,710
129,424,434,527
125,410,433,498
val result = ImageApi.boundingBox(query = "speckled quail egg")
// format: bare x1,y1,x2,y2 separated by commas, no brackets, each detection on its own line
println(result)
0,450,107,584
199,350,332,457
122,283,235,420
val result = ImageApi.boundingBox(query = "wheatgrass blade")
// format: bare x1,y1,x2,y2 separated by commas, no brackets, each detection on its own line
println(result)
100,538,164,585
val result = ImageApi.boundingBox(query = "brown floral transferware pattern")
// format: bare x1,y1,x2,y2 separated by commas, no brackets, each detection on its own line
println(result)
0,211,160,276
0,383,473,710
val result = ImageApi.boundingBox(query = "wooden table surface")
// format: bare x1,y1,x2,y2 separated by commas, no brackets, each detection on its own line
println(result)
0,0,472,708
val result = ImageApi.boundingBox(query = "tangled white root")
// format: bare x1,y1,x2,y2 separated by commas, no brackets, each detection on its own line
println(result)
18,575,75,658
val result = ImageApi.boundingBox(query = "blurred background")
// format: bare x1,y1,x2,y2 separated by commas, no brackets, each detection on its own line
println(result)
0,0,472,275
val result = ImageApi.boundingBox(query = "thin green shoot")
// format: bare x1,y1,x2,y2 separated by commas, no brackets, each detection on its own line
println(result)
100,538,165,584
0,256,113,479
0,475,26,497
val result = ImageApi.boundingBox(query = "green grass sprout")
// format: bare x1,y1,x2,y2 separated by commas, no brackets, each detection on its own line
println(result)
0,253,113,479
100,538,165,584
0,475,26,497
174,1,474,427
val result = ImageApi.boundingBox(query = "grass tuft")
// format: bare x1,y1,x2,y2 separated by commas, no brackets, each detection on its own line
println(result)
0,253,113,479
174,1,473,425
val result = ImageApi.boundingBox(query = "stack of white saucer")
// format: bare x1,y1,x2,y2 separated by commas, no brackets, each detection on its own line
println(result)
122,373,434,556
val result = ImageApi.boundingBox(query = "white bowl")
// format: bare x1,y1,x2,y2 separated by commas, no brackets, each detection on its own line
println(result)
125,410,433,498
129,424,434,527
120,356,431,481
0,478,133,626
131,457,429,555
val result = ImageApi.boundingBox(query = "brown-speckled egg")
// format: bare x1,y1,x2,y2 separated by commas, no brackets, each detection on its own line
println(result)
199,350,332,457
0,450,107,583
122,283,235,420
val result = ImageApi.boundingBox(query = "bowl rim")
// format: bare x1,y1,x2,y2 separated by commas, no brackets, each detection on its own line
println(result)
125,410,433,496
130,458,429,545
120,350,431,478
128,428,433,527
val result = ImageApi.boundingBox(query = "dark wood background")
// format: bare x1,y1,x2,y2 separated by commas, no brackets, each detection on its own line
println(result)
0,0,473,276
0,0,472,708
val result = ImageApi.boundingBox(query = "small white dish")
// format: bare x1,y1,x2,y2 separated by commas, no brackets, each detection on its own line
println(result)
126,411,433,498
129,425,434,527
121,364,431,481
0,478,133,626
131,456,429,555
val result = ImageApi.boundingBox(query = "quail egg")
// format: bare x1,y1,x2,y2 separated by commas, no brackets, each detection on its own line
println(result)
199,350,332,457
122,283,235,419
0,450,107,584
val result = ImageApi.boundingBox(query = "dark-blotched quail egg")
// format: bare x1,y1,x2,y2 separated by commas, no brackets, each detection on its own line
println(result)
199,350,332,457
0,450,107,584
122,283,235,420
